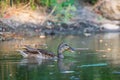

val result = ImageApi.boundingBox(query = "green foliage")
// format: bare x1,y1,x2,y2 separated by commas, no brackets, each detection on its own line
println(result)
84,0,98,4
55,4,76,22
91,0,98,4
36,0,76,22
39,0,51,7
62,0,74,7
30,0,36,10
52,0,76,22
0,0,76,22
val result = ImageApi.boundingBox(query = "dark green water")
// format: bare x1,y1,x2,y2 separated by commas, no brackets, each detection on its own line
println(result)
0,33,120,80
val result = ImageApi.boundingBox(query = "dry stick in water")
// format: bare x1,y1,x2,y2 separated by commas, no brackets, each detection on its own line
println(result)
75,48,89,51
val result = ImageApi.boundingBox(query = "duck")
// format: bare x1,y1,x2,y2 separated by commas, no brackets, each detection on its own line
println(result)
18,43,75,59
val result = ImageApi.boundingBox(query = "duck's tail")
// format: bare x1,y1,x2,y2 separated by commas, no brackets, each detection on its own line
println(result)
17,50,28,58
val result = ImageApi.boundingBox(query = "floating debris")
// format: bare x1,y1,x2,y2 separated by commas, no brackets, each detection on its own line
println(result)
112,71,120,74
49,72,54,75
60,70,75,74
96,49,110,52
9,73,12,77
70,76,80,80
78,63,107,68
39,33,46,38
48,65,55,67
75,48,89,51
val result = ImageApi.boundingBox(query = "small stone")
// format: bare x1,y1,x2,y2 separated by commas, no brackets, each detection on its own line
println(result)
39,33,46,38
100,23,119,30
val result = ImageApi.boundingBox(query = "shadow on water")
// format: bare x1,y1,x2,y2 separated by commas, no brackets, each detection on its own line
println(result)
0,33,120,80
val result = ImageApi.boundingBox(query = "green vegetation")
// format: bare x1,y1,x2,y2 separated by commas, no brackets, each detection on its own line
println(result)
91,0,98,4
0,0,76,22
0,0,99,22
39,0,76,22
84,0,98,4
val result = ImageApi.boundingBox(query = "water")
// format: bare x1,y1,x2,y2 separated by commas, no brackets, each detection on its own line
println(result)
0,33,120,80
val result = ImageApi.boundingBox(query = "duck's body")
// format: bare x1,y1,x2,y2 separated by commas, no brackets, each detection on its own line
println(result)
18,43,75,59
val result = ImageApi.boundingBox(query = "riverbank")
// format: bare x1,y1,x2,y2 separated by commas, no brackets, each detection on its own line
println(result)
0,0,120,41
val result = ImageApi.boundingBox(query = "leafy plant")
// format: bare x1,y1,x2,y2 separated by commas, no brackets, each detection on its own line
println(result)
55,4,76,22
84,0,98,4
49,0,76,22
38,0,76,22
91,0,98,4
0,0,76,22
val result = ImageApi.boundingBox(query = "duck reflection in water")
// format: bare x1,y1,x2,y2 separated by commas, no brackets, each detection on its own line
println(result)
19,57,75,74
19,58,43,65
57,58,75,73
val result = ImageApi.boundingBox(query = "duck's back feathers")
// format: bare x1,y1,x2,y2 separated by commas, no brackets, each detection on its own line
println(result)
20,46,56,58
38,49,55,57
24,45,39,54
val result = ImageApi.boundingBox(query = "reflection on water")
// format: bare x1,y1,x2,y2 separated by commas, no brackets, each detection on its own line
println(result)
0,33,120,80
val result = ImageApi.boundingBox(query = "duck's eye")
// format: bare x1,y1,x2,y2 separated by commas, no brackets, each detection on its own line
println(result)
64,46,69,49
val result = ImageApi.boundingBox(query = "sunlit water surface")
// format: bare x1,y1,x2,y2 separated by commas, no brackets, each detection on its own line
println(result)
0,33,120,80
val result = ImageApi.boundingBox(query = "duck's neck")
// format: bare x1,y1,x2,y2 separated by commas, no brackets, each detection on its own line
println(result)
57,43,69,58
57,49,64,58
57,52,64,58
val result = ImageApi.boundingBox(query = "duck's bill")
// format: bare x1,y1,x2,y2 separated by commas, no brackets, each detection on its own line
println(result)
69,47,75,52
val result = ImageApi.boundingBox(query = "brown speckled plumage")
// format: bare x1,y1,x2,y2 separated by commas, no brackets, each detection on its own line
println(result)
18,43,75,59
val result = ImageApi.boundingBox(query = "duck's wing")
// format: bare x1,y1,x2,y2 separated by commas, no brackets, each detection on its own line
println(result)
24,45,40,54
24,46,56,57
37,49,56,57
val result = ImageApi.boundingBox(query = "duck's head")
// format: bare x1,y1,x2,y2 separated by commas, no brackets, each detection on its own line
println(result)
57,43,75,58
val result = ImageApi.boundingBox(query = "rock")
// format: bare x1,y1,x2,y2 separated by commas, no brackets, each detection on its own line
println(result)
99,0,120,20
100,23,120,32
39,33,46,38
0,20,14,31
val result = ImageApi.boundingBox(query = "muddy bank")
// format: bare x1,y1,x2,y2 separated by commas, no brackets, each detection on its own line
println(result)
0,18,120,41
0,19,99,40
0,0,120,41
0,17,120,41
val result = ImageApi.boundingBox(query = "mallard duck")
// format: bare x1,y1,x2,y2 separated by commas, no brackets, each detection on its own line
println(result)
18,43,75,59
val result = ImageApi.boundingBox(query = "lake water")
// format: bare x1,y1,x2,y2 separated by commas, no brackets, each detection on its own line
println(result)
0,33,120,80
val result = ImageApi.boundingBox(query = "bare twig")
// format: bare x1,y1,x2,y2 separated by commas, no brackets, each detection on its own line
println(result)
92,0,105,10
16,2,30,11
41,6,57,25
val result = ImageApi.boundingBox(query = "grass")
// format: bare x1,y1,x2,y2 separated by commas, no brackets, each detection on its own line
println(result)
0,0,76,22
